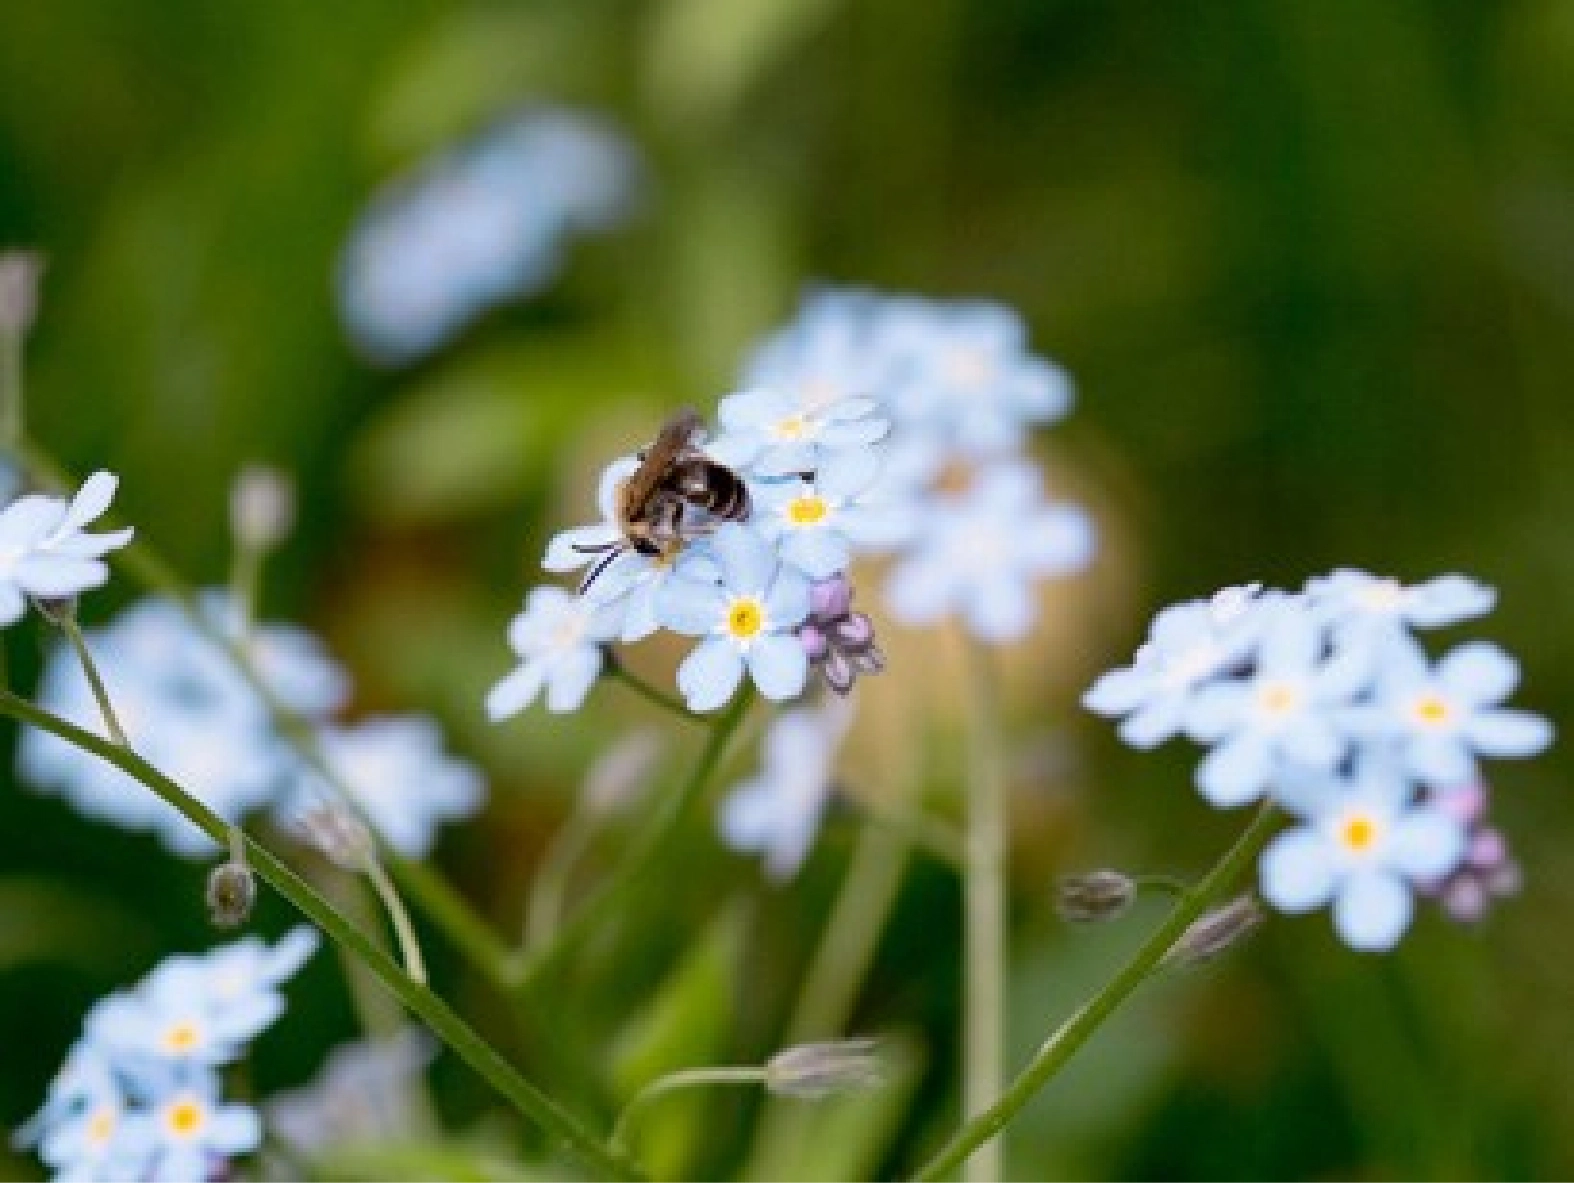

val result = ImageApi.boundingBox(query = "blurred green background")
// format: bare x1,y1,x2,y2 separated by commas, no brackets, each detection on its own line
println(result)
2,1,1573,1179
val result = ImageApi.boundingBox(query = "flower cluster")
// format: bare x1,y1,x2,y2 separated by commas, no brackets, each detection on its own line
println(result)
15,928,317,1182
21,592,484,858
0,471,133,626
491,287,1095,720
1085,571,1551,950
338,106,640,366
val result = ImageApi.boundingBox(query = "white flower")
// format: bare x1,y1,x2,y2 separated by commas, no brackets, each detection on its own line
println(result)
19,595,347,856
122,1073,261,1183
1259,762,1466,951
657,524,813,711
751,451,915,579
16,1049,151,1183
1305,569,1495,634
278,717,486,857
720,698,854,879
709,387,889,478
487,585,622,718
0,471,133,624
884,460,1093,642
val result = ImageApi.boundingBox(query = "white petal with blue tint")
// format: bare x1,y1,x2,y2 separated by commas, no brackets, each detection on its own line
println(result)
1333,871,1413,952
678,636,747,712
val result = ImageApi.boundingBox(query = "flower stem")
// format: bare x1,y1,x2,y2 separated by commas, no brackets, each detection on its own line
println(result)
961,641,1007,1183
605,655,702,723
56,614,129,747
911,801,1281,1182
0,331,22,450
0,687,645,1182
611,1066,767,1154
511,687,754,991
364,854,429,987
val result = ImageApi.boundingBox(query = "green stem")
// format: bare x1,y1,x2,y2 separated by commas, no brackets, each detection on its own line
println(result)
606,657,702,724
365,855,429,987
56,615,129,747
0,332,21,449
0,688,645,1182
847,796,962,871
961,642,1006,1183
512,688,753,992
912,802,1281,1182
612,1066,767,1154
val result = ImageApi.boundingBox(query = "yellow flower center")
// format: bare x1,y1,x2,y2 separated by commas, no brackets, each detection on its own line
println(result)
1413,694,1452,727
726,597,765,640
787,494,829,526
163,1021,201,1055
772,415,808,441
1256,680,1300,716
1340,813,1379,854
165,1098,206,1139
86,1106,117,1146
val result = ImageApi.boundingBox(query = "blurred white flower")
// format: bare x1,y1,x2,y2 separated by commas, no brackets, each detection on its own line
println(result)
0,471,133,625
487,585,622,718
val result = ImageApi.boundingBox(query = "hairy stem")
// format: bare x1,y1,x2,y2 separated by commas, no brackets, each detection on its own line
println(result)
0,688,645,1182
606,656,701,724
912,802,1281,1182
962,642,1006,1183
611,1066,767,1154
56,614,129,748
364,855,429,987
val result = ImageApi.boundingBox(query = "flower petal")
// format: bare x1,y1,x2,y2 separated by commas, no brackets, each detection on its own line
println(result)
678,636,746,712
546,647,602,713
1388,810,1465,879
1196,733,1273,807
746,634,809,702
711,523,775,593
1437,641,1518,706
486,663,545,721
1465,708,1553,759
1332,871,1413,952
656,576,729,635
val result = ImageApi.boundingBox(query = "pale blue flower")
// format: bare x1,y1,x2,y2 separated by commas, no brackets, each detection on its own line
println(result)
872,296,1073,454
710,386,889,478
720,698,854,879
120,1071,261,1183
1185,601,1370,808
20,930,313,1182
487,585,622,718
1305,569,1495,634
657,524,813,711
1259,761,1466,951
265,1028,436,1154
277,717,486,857
751,450,915,579
740,290,893,431
338,106,639,366
0,471,133,625
1348,635,1553,787
86,927,319,1071
1084,584,1278,748
20,595,347,856
884,460,1094,642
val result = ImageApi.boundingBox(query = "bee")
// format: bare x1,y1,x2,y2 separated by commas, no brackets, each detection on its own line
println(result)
575,408,751,593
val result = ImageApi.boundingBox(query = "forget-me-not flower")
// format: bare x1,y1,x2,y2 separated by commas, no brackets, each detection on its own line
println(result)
20,595,347,855
0,471,133,625
885,461,1094,642
121,1071,261,1183
751,450,915,579
658,524,812,711
338,106,640,366
1306,569,1495,635
487,585,622,718
709,386,889,478
1084,584,1277,749
1259,761,1466,951
277,717,485,857
720,697,854,879
1349,635,1553,787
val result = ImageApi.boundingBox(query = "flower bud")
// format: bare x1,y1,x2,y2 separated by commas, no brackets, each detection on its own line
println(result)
582,728,663,815
1055,870,1136,924
1164,895,1264,968
206,859,257,928
764,1037,885,1100
292,803,375,869
230,464,295,552
0,252,43,336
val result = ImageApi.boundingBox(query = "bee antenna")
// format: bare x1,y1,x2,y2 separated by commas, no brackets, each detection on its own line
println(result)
579,546,625,595
572,541,616,554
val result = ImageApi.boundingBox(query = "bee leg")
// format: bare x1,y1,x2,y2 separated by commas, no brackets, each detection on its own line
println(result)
579,545,627,594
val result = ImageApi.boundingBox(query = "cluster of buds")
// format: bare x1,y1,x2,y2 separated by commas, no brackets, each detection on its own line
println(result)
799,575,886,695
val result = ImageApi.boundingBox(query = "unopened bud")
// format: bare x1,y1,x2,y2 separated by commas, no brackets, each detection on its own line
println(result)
764,1038,885,1100
1056,870,1137,924
293,803,374,869
230,464,295,552
0,252,43,336
207,828,257,927
582,728,664,816
1165,895,1264,968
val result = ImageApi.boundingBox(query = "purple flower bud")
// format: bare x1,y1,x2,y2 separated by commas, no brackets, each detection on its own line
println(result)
829,612,875,650
798,622,830,660
810,574,853,619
